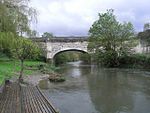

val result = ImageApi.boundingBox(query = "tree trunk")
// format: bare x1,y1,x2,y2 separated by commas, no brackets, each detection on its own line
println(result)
19,60,24,82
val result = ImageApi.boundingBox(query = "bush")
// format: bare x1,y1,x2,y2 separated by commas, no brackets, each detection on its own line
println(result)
40,63,59,74
95,52,150,68
118,54,150,68
79,53,91,63
94,50,119,67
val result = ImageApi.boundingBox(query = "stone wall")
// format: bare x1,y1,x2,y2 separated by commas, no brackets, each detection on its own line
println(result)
46,41,88,59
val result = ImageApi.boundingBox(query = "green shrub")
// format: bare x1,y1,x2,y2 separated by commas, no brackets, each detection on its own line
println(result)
80,53,91,63
118,54,150,68
94,50,119,67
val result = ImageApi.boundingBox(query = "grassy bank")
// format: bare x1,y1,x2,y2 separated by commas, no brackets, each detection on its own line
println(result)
0,57,45,85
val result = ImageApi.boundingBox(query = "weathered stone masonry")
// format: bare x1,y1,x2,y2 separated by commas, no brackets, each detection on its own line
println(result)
31,37,88,60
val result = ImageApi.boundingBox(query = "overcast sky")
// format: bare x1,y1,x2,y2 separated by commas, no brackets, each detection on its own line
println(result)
31,0,150,36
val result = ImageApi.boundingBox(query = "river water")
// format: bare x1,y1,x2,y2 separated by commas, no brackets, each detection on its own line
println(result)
39,61,150,113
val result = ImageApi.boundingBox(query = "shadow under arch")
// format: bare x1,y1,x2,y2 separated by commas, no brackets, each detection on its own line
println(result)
52,49,90,65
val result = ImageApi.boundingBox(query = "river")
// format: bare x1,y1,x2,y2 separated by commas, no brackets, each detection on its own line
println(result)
38,61,150,113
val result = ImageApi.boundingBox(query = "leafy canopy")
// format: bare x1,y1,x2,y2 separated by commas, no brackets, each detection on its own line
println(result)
0,0,37,35
88,9,136,67
11,37,40,61
42,32,53,39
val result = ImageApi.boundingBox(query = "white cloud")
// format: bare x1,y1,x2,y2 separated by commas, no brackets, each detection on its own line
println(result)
31,0,150,36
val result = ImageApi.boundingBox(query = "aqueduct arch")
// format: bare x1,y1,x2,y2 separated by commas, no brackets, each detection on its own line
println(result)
52,48,88,59
46,38,88,59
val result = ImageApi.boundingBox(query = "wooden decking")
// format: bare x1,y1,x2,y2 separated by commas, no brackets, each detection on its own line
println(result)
0,82,58,113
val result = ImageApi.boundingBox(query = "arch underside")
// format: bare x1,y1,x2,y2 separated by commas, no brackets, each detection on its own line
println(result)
51,48,88,59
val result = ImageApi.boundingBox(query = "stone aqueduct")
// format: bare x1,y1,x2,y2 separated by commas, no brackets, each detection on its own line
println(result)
46,38,88,59
31,36,144,60
31,37,89,60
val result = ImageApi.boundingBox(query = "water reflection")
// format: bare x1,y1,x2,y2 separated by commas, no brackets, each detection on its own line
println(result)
87,68,133,113
39,62,150,113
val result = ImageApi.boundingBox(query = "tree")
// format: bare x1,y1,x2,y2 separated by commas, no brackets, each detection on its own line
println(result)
0,0,39,82
0,0,37,35
144,23,150,31
42,32,53,39
28,30,39,38
88,9,136,67
0,0,38,58
79,53,91,63
11,37,40,81
0,33,40,82
0,32,15,57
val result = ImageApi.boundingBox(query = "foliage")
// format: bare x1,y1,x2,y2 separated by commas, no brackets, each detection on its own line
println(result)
79,53,91,63
0,32,15,57
0,33,41,81
28,30,39,38
54,51,81,65
54,52,71,65
39,63,59,74
118,54,150,68
144,23,150,31
11,37,40,60
54,51,91,65
0,0,44,82
0,58,44,85
0,0,37,35
0,0,38,62
88,9,136,67
10,37,40,80
42,32,53,39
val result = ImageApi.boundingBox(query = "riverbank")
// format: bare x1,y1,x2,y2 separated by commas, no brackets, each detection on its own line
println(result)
23,70,66,86
0,56,63,86
0,58,45,85
23,72,49,86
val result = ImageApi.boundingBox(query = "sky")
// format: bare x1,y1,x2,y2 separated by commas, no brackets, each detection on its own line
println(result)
31,0,150,36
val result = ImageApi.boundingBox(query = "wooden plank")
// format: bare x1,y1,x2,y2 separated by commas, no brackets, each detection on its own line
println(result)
27,86,44,113
27,86,40,113
32,86,50,113
7,84,14,113
1,85,11,113
0,82,58,113
24,86,34,113
21,86,30,113
37,86,59,113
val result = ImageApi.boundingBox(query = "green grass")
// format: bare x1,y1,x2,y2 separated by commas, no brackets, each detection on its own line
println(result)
0,60,16,84
0,57,45,85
